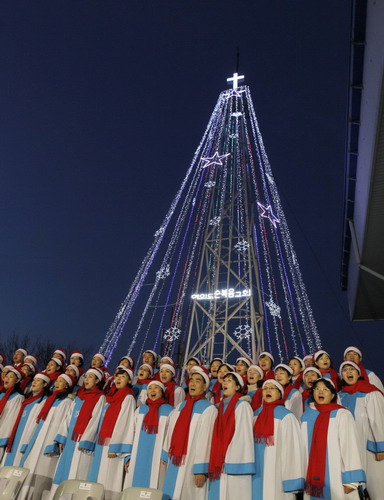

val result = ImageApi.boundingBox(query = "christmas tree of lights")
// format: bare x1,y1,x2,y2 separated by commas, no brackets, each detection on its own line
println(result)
99,74,321,367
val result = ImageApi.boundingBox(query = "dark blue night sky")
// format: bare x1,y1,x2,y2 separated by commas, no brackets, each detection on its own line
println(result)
1,2,382,376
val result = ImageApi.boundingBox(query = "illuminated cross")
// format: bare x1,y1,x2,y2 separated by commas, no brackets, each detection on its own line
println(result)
227,72,245,89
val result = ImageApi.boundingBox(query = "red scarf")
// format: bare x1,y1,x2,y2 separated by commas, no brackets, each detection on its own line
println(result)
301,389,312,411
251,388,263,411
168,393,206,465
341,380,382,395
20,376,32,394
253,400,284,446
293,373,303,390
142,397,167,434
282,383,293,403
208,393,241,480
6,390,44,452
263,369,275,381
72,386,104,441
164,381,177,406
136,378,152,385
0,387,17,417
46,371,61,382
36,389,67,423
319,368,340,391
211,380,222,405
98,386,134,445
305,402,344,498
357,363,370,383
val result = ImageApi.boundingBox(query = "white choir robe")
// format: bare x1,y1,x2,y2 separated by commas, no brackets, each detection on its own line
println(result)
1,395,47,467
208,399,255,500
0,392,24,462
162,399,217,500
18,396,74,500
252,405,305,500
170,385,186,407
367,369,384,392
284,387,303,420
339,389,384,500
133,382,149,407
87,394,136,500
124,402,174,489
301,404,366,500
49,394,106,498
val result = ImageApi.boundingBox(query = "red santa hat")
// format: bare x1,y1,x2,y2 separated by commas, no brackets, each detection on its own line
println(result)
15,348,27,357
70,350,84,359
291,356,305,370
159,363,176,376
303,354,313,362
262,379,284,396
66,364,80,379
22,363,36,373
139,363,154,376
236,356,253,367
50,357,63,367
34,372,51,384
147,380,166,392
274,363,294,376
58,373,75,388
226,371,245,388
343,346,363,360
86,368,104,381
160,356,175,366
24,355,38,366
7,366,23,381
186,356,202,366
247,364,264,380
190,366,210,387
116,366,134,382
339,361,361,377
93,353,106,364
303,367,322,378
53,349,66,358
258,351,275,364
144,350,157,360
313,350,330,362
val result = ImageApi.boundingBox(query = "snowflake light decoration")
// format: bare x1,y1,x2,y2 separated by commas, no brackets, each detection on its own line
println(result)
204,181,216,188
234,239,250,253
266,300,281,318
233,324,252,341
156,264,170,280
209,216,221,226
164,327,181,343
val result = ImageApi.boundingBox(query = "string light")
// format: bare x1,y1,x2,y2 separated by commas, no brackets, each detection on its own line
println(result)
99,81,321,367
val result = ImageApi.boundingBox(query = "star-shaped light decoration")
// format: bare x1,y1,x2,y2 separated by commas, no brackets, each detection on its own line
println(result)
266,300,281,318
164,326,181,343
204,181,216,188
233,324,252,341
156,264,170,280
201,152,231,169
257,202,280,228
224,88,246,99
209,216,221,226
234,239,250,253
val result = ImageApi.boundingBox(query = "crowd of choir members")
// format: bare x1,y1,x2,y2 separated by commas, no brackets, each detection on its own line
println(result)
0,346,383,499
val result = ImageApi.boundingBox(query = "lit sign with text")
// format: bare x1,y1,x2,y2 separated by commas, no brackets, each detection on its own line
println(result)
191,288,251,300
